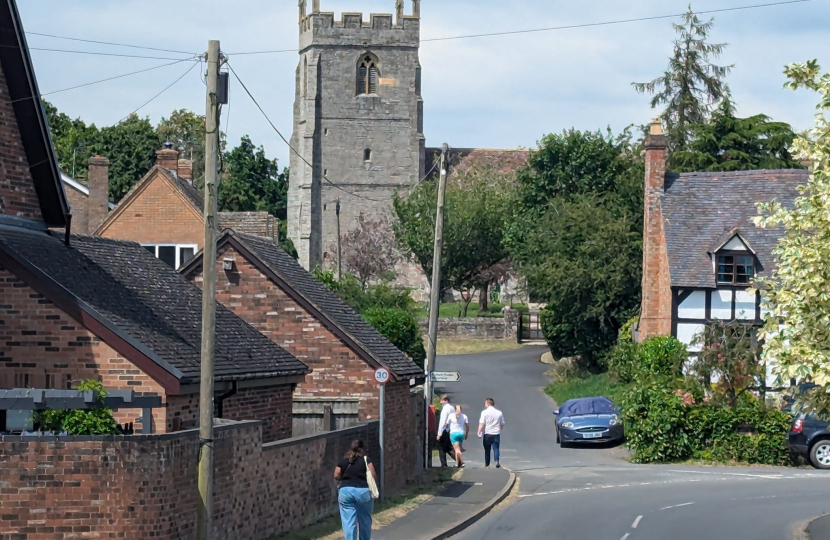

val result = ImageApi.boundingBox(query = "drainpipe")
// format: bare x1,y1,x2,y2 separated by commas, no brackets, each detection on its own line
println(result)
216,380,238,418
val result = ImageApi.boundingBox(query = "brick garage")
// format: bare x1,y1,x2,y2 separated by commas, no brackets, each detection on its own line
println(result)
183,230,425,491
0,419,380,540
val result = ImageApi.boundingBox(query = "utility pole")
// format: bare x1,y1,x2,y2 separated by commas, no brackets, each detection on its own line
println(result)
196,39,221,540
424,143,448,468
336,198,342,281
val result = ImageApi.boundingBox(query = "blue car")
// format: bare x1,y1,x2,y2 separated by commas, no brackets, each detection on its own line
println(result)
554,396,624,447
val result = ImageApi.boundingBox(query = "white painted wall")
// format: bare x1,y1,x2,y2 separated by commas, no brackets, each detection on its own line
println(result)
677,323,705,351
711,290,733,319
735,290,755,320
678,291,706,319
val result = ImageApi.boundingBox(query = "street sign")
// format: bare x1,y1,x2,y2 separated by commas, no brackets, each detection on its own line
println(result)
374,367,390,385
431,371,461,383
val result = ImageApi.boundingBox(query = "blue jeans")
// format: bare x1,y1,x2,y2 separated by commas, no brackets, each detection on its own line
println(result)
339,486,373,540
483,434,500,466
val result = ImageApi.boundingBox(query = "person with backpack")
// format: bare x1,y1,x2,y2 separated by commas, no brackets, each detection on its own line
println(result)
334,439,379,540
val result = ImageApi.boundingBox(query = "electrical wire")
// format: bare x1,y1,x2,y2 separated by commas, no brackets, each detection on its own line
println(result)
26,31,198,56
119,60,200,122
28,47,195,61
225,0,814,55
226,61,391,202
421,0,815,42
42,58,198,96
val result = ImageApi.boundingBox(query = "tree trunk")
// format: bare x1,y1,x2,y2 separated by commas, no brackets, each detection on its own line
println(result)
478,284,489,313
461,291,474,317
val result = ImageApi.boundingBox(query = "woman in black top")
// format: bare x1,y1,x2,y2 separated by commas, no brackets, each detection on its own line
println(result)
334,439,377,540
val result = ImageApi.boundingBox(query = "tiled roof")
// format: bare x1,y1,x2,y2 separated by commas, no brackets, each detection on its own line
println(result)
221,231,423,379
424,147,530,178
219,212,278,239
662,169,808,288
0,227,309,385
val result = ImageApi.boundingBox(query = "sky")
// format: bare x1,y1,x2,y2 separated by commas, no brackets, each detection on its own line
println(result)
20,0,830,166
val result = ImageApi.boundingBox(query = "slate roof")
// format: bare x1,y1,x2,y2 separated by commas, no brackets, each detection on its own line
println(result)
662,169,808,288
188,231,423,379
0,226,309,386
219,211,278,239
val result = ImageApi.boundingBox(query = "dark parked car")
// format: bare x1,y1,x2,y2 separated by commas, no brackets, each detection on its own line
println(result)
787,413,830,469
554,396,624,447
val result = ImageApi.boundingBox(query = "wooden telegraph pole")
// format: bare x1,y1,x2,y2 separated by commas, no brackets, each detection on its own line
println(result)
196,39,221,540
424,143,448,467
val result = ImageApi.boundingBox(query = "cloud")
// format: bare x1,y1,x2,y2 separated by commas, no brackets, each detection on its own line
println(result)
20,0,830,164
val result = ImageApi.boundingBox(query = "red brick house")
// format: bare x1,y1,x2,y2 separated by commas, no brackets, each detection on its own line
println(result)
638,119,807,354
94,149,279,269
181,230,424,489
0,14,309,442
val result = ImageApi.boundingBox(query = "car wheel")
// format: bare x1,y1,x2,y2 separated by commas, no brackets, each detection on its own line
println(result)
809,440,830,469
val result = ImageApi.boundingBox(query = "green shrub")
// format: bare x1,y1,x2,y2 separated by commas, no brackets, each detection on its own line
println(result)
363,307,426,368
34,380,119,436
637,336,686,378
622,379,791,465
607,341,640,384
618,316,638,342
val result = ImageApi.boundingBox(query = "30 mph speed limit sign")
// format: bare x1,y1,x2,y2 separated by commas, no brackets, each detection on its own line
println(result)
374,367,390,385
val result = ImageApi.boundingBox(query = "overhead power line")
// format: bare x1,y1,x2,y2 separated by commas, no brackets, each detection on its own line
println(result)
42,58,198,96
29,47,195,61
119,60,200,122
421,0,815,43
26,31,199,56
225,0,814,55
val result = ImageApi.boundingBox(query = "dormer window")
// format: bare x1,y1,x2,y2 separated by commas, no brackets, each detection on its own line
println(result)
717,253,754,285
357,54,379,95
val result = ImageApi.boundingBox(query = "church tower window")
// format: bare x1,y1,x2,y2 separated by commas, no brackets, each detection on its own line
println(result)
357,54,379,95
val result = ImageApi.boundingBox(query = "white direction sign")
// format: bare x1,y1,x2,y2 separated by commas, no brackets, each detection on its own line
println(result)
431,371,461,383
374,367,390,385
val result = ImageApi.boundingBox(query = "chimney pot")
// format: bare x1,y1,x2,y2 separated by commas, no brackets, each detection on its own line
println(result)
649,118,663,136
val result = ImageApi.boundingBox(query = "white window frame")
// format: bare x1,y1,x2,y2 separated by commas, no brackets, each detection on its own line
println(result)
142,243,199,270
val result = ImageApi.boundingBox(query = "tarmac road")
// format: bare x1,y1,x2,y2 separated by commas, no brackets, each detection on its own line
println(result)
435,346,830,540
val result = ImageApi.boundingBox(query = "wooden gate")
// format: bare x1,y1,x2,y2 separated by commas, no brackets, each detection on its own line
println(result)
519,310,543,342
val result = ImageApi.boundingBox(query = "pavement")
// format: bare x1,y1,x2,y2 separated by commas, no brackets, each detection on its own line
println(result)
420,345,830,540
373,467,514,540
807,514,830,539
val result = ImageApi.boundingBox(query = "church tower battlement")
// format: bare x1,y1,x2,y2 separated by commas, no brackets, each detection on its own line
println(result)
288,1,425,271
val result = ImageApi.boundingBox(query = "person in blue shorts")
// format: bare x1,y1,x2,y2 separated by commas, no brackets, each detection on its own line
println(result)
444,405,469,468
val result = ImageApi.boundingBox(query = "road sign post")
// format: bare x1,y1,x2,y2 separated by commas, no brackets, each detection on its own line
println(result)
431,372,462,383
374,367,389,501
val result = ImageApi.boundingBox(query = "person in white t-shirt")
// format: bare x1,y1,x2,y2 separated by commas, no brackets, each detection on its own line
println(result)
477,398,505,468
443,405,469,468
436,395,456,467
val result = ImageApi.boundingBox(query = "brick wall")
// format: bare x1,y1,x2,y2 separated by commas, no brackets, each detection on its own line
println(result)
96,170,204,246
0,67,41,221
639,124,673,340
221,385,294,442
0,419,381,540
190,245,380,420
63,185,89,235
418,313,519,341
0,266,167,432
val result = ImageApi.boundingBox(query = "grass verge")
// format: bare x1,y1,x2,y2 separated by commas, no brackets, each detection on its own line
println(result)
543,372,630,406
434,340,523,355
273,467,459,540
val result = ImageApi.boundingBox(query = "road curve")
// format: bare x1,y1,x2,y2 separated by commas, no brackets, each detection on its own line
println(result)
435,346,830,540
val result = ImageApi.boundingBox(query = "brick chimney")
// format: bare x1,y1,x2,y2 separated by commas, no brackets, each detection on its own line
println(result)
155,143,179,174
87,155,110,233
177,158,193,184
638,119,672,341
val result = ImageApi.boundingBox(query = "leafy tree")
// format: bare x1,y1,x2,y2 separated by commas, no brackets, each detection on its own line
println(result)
507,128,643,367
693,320,764,407
219,135,287,217
337,213,400,287
671,96,803,172
43,99,98,181
755,60,830,418
90,114,159,202
633,6,732,152
394,165,511,316
363,307,426,368
157,109,226,183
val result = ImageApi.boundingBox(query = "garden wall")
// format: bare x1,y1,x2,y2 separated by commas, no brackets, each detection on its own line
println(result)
419,310,519,341
0,419,383,539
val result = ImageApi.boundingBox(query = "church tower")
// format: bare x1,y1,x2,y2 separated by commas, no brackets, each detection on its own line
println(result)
288,0,425,270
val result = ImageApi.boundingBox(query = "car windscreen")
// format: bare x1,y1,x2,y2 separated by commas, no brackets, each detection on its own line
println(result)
559,397,617,417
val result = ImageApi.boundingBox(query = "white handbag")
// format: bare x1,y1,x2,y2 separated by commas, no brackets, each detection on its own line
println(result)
365,456,380,499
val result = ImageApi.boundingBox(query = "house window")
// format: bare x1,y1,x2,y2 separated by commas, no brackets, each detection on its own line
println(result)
143,244,198,270
364,149,372,162
717,253,754,285
357,54,379,95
